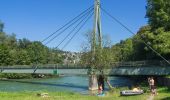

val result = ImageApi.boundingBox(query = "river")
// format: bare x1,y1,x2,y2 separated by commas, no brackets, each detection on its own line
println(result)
0,76,133,94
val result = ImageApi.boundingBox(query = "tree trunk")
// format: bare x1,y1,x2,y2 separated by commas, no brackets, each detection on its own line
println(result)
89,74,98,91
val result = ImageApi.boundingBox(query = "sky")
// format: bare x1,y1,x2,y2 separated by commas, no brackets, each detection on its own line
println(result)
0,0,147,52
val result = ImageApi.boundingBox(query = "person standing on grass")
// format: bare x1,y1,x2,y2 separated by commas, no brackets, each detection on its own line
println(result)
150,77,154,91
148,77,151,91
150,77,158,95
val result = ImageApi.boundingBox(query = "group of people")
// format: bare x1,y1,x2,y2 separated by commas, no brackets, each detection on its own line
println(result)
97,76,158,96
148,77,158,95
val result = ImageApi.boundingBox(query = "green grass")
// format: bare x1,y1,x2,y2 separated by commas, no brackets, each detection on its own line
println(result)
165,75,170,78
0,87,169,100
0,92,148,100
154,87,170,100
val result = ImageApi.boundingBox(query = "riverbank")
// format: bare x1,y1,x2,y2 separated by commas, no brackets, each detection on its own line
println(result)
0,91,147,100
0,73,58,79
0,87,169,100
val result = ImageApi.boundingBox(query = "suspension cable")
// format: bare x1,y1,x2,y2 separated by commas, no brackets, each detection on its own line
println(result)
100,6,170,65
41,5,93,43
61,12,94,50
44,8,93,45
55,9,93,49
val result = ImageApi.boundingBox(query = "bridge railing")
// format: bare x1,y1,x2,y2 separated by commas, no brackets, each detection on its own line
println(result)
111,60,170,67
37,64,88,69
0,60,169,69
111,61,146,67
0,64,88,69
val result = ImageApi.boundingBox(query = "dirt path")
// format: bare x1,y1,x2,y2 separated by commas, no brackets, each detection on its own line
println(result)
147,95,154,100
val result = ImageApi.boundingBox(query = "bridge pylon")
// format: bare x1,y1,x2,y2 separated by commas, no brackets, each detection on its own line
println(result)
89,0,103,91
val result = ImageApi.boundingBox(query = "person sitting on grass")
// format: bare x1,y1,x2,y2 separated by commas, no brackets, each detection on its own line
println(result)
98,84,103,94
132,87,140,92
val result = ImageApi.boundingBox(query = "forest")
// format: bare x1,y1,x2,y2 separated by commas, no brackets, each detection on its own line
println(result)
0,23,66,65
110,0,170,61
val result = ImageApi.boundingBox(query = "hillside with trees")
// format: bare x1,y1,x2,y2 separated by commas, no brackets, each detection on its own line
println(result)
112,0,170,61
0,21,81,66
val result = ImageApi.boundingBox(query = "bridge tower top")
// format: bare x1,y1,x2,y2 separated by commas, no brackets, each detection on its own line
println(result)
92,0,102,61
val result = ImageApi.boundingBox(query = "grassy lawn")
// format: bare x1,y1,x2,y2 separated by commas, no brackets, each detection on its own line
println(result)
0,92,148,100
0,87,169,100
154,87,170,100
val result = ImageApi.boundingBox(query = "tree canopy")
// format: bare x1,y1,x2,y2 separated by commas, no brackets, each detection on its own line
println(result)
146,0,170,31
0,22,69,66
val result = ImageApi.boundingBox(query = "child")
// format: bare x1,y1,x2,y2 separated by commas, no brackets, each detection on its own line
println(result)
98,85,103,94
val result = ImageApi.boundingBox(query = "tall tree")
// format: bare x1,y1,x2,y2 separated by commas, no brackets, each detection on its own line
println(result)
0,21,6,44
0,21,4,32
27,41,48,64
146,0,170,59
146,0,170,31
0,45,12,65
18,38,31,49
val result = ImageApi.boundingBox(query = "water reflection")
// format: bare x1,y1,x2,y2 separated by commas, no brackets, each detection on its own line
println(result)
0,76,133,94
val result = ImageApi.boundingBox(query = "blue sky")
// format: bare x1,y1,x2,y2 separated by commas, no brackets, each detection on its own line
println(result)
0,0,147,52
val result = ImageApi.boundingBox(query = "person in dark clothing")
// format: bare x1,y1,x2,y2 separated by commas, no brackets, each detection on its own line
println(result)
98,75,104,90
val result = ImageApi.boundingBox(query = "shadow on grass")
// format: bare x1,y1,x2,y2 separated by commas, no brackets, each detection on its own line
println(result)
161,97,170,100
157,87,170,93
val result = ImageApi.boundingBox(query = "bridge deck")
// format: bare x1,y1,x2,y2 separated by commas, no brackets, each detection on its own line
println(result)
1,66,170,75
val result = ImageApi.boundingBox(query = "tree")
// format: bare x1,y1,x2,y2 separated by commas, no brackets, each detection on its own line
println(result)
0,20,68,66
47,49,64,64
0,21,4,32
145,0,170,59
18,38,31,49
132,25,154,60
27,41,48,64
131,25,170,60
119,39,134,61
0,32,6,44
80,31,113,69
0,45,12,65
146,0,170,31
80,31,114,90
0,21,6,44
151,28,170,59
111,44,122,61
5,33,17,49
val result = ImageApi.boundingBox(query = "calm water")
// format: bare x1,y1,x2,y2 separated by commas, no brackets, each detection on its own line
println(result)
0,76,133,94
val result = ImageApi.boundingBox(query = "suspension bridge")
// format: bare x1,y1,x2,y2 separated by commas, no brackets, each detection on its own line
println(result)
1,60,170,75
1,0,170,79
